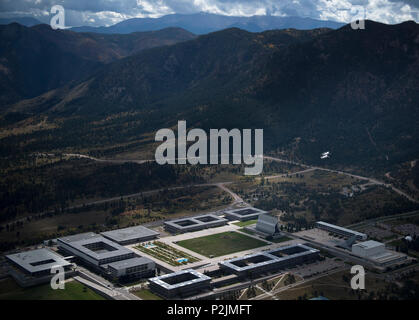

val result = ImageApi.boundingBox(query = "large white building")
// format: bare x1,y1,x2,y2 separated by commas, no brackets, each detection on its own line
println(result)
6,248,72,277
164,214,228,234
351,240,407,266
149,269,211,299
352,240,385,258
57,232,156,280
255,214,280,235
107,257,155,280
224,207,267,222
57,233,134,267
219,244,319,277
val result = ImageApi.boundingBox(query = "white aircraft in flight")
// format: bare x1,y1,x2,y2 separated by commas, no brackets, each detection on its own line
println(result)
321,151,330,159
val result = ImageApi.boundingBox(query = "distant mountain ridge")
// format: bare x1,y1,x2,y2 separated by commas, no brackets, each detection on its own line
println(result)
0,23,195,105
71,12,345,34
1,21,418,173
0,17,42,27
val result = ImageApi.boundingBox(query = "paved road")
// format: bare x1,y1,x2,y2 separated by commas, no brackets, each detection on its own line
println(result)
64,153,153,165
6,152,415,230
193,264,347,301
255,283,278,300
265,156,418,204
251,266,348,300
64,152,418,203
346,210,419,229
0,181,243,228
75,266,140,300
62,182,236,209
258,168,316,181
66,152,418,204
191,271,294,300
215,182,246,205
6,152,416,229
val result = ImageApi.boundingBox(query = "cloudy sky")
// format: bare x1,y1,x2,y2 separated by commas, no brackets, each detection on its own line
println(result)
0,0,417,27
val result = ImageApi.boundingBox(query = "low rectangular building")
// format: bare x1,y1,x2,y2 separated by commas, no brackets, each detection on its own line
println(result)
107,257,155,280
351,240,407,266
164,214,228,234
219,243,319,277
148,269,211,299
57,232,134,267
315,221,367,240
224,207,267,222
101,225,159,245
6,248,72,277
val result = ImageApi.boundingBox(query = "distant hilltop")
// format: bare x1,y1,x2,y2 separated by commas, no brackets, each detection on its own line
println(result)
69,13,345,34
0,17,42,27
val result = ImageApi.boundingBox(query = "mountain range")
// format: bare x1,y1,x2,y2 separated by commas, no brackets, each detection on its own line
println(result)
0,17,42,27
71,12,345,35
0,23,195,105
0,20,418,175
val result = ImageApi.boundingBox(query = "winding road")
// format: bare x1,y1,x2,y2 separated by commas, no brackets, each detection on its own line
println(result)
65,152,418,203
4,152,414,228
264,156,418,204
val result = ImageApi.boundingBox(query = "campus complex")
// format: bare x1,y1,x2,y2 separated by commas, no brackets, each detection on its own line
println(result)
2,205,413,299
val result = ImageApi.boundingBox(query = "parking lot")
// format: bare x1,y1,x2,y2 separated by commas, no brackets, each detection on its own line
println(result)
295,228,345,247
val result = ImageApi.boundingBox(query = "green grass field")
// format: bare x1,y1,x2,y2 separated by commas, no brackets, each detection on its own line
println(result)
270,236,292,243
233,220,257,227
176,231,268,257
239,228,256,235
0,278,106,300
133,289,163,300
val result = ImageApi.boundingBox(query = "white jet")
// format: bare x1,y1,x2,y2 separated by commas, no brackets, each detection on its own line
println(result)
321,151,330,159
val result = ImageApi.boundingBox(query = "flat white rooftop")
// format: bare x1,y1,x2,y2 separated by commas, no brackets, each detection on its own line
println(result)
224,207,267,221
365,251,407,266
353,240,384,250
149,269,210,290
219,243,319,273
58,233,133,261
6,248,71,274
101,225,159,243
164,214,228,231
107,257,154,271
316,221,367,238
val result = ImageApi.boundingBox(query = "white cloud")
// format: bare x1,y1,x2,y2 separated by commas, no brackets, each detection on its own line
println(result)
316,0,417,24
0,0,417,27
